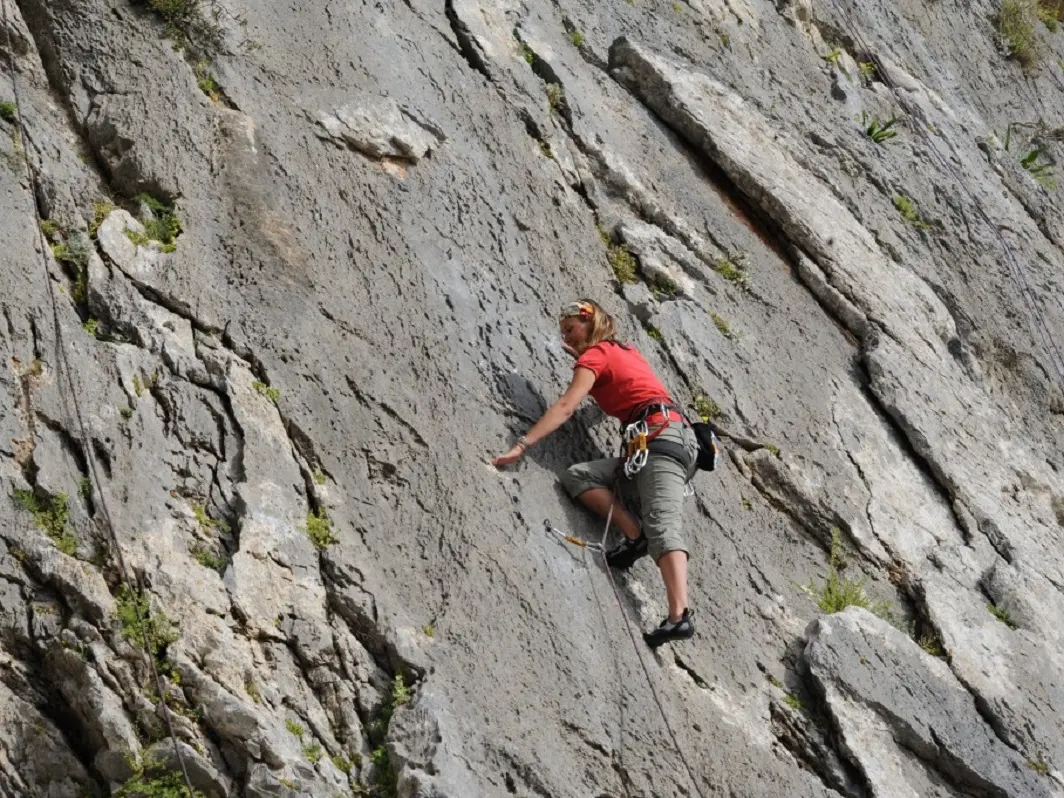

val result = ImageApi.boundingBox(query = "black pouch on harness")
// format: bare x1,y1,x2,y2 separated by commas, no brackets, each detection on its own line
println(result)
692,422,720,471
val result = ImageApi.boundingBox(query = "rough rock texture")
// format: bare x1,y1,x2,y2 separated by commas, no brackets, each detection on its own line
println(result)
804,608,1051,798
1,0,1063,795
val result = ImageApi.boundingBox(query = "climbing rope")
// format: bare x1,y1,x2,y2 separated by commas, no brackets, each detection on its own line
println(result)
547,485,710,798
1,7,197,795
822,0,1064,397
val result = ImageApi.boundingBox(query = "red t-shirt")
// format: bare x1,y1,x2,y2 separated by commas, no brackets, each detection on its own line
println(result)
575,342,673,421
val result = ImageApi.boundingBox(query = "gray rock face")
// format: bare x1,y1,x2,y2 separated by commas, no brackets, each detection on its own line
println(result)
2,0,1063,795
804,608,1051,798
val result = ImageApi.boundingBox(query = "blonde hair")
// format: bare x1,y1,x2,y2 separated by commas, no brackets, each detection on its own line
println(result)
560,299,618,347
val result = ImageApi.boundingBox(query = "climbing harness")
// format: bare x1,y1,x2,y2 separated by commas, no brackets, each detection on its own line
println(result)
621,401,681,477
620,400,714,483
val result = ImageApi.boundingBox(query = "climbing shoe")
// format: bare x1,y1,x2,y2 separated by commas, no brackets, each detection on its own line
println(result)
605,534,648,570
643,609,695,648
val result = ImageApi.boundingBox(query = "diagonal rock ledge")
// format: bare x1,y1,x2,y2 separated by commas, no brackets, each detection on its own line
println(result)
609,36,1064,770
803,608,1052,798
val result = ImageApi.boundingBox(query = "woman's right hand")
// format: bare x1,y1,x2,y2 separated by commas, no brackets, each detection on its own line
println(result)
492,445,525,468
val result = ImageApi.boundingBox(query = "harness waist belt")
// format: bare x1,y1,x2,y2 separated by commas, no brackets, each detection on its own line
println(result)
624,401,690,428
646,438,694,471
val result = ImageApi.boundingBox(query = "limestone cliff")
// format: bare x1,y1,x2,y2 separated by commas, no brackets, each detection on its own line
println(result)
1,0,1063,795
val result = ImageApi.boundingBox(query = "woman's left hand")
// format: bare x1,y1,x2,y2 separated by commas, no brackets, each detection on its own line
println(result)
492,446,525,468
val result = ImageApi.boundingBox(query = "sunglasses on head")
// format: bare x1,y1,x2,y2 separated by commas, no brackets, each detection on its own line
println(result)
561,301,594,320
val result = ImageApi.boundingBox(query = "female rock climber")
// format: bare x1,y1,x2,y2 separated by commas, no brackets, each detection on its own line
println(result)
492,299,699,647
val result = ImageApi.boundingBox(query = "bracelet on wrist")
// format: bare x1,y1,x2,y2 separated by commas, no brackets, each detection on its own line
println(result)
516,435,530,450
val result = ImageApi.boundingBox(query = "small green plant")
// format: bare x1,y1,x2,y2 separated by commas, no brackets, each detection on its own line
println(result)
858,61,877,81
245,681,262,703
650,273,679,298
89,200,115,238
194,59,220,101
12,488,76,556
127,194,181,252
332,754,352,773
120,406,134,419
804,530,893,619
894,195,931,229
39,219,60,238
0,101,16,124
191,544,227,571
52,237,90,289
252,380,280,404
607,243,638,283
545,82,565,113
115,769,204,798
987,602,1018,629
303,741,323,763
710,312,734,339
645,325,664,342
116,584,178,664
304,508,337,549
519,42,535,64
822,47,843,66
742,496,753,510
371,746,398,798
1027,756,1050,775
367,674,411,745
1019,147,1057,189
82,319,99,337
918,631,946,658
569,29,584,46
191,503,228,532
693,393,721,421
672,1,684,11
423,623,435,637
72,265,88,304
392,673,411,706
538,140,554,159
312,469,327,486
765,443,780,458
597,228,639,283
51,243,72,265
285,718,305,739
998,0,1041,66
765,674,782,688
278,777,298,791
861,112,898,144
141,0,226,53
1038,0,1062,29
78,477,92,499
192,503,211,527
713,254,749,287
783,693,805,711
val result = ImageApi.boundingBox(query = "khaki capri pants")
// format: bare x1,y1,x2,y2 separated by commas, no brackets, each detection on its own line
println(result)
559,422,699,561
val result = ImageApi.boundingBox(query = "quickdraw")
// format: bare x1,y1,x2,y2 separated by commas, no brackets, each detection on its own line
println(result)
543,508,709,798
544,519,604,552
622,419,650,477
622,403,674,478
